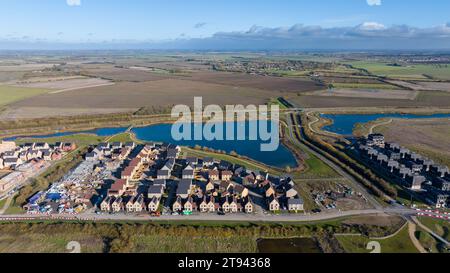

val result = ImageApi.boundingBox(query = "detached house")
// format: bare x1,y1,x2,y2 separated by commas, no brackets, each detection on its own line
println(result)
268,196,280,212
243,197,254,213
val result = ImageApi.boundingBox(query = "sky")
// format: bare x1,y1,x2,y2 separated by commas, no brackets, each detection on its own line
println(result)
1,0,450,50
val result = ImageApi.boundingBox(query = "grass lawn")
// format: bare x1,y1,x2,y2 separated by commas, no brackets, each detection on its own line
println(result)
0,198,7,210
336,225,419,253
0,85,51,106
15,134,104,147
415,228,440,253
297,151,339,179
107,132,141,143
0,233,104,253
417,217,450,242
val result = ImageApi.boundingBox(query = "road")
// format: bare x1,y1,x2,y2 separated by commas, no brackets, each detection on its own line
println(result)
0,207,417,223
285,111,384,210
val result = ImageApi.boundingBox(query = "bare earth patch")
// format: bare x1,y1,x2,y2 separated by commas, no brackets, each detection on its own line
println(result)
307,88,418,100
14,77,114,92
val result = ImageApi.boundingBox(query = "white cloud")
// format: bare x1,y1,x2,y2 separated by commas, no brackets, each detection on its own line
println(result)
358,22,386,30
67,0,81,6
367,0,382,6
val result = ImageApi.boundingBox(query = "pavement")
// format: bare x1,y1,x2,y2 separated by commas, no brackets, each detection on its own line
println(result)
0,207,417,223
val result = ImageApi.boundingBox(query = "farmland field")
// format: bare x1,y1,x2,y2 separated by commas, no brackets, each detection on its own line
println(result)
0,85,51,107
4,79,287,119
287,90,450,108
307,88,418,100
14,77,114,92
349,61,450,80
188,71,322,93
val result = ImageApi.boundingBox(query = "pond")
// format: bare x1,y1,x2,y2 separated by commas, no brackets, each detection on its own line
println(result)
257,238,322,253
321,113,450,135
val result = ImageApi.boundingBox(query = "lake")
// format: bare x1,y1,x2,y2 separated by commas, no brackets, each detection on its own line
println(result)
257,238,322,253
6,121,297,168
321,113,450,135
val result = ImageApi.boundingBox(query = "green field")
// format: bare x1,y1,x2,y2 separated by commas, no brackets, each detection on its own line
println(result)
417,217,450,241
415,228,440,253
15,134,104,147
336,225,419,253
0,85,51,106
298,151,339,179
348,61,450,80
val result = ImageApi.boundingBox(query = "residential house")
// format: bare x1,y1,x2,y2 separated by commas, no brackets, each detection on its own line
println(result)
111,197,124,213
234,184,249,198
208,170,220,181
172,196,183,212
205,181,215,193
221,170,233,181
268,195,280,212
148,185,164,199
182,168,195,180
203,157,214,167
100,196,112,212
148,196,160,212
243,197,254,213
157,169,171,180
288,198,304,212
153,179,167,189
108,179,128,197
229,197,240,213
134,195,146,212
177,179,193,199
183,196,196,212
222,197,230,213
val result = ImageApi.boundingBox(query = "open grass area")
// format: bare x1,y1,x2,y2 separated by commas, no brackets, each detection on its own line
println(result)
106,132,139,143
0,233,104,253
415,228,440,253
298,151,339,179
417,217,450,241
15,134,104,147
0,85,50,106
336,225,419,253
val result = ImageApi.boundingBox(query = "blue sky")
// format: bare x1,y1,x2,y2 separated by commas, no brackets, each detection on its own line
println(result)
1,0,450,50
